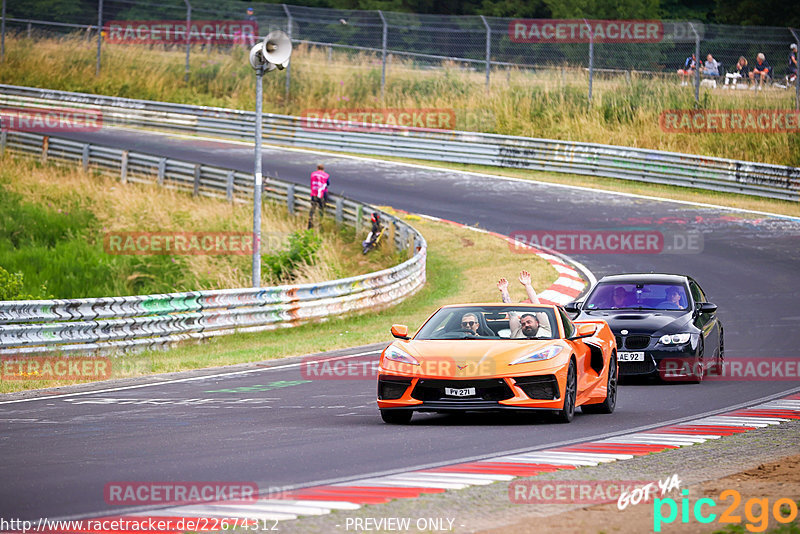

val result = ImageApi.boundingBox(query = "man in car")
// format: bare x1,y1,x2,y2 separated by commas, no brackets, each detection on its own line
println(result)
611,286,632,308
657,286,685,310
460,312,480,335
497,270,552,338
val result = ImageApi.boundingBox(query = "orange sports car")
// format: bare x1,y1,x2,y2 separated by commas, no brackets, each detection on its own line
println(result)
377,303,618,424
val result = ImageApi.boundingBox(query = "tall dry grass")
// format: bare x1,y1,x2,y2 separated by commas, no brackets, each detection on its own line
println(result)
2,33,798,165
0,155,396,297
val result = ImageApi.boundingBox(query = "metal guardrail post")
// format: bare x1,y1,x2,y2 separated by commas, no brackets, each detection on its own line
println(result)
95,0,103,76
226,169,234,202
81,144,89,172
192,163,200,196
480,15,491,91
287,183,295,215
690,22,700,106
377,10,387,100
335,197,343,223
120,150,128,183
183,0,192,83
282,4,292,102
41,136,48,164
791,28,800,111
355,204,363,234
157,158,166,185
0,129,5,157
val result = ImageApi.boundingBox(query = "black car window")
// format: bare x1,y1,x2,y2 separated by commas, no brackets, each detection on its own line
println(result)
583,282,688,310
688,281,704,304
558,307,574,338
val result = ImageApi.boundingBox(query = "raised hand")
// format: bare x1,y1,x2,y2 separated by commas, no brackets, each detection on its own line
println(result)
518,270,532,287
497,277,509,292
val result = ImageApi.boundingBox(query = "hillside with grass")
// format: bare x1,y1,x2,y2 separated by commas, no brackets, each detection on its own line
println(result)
2,34,799,167
0,156,399,299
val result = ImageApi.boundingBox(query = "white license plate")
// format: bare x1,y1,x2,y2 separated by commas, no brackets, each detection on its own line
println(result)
445,387,476,397
618,352,645,362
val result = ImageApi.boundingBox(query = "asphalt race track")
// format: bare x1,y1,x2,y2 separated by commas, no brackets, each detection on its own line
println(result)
2,128,800,522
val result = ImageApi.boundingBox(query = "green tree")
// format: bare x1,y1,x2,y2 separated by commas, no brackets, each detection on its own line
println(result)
543,0,660,19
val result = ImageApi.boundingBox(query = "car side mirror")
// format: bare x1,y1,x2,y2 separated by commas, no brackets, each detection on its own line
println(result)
564,301,581,313
570,323,596,339
698,302,717,314
391,324,410,339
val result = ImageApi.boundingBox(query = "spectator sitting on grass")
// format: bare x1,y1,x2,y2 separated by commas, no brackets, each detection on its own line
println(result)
750,53,771,89
700,54,720,76
677,53,696,86
724,56,749,87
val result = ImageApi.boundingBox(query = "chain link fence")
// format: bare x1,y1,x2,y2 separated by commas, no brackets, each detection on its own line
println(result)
2,1,800,107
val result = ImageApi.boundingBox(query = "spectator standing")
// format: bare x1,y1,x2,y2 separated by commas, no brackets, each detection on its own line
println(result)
307,164,330,229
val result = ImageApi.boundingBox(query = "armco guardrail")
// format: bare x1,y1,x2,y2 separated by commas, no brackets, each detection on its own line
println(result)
0,130,426,355
1,84,798,202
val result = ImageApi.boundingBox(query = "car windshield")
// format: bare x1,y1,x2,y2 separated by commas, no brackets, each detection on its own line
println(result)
583,282,689,311
415,306,558,340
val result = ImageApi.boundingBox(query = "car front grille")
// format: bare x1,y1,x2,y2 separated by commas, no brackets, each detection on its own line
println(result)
619,358,657,375
625,335,651,350
513,375,559,400
411,378,514,402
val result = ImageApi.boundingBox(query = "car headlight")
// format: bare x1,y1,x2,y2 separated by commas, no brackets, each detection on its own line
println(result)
383,345,419,365
510,345,565,365
658,333,692,345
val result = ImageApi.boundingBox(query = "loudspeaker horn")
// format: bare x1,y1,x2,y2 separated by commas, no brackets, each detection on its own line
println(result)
262,30,292,67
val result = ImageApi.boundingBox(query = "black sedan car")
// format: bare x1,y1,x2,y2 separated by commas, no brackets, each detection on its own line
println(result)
565,274,723,382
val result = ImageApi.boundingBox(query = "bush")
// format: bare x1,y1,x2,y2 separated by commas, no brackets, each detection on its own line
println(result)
0,265,47,300
263,230,322,282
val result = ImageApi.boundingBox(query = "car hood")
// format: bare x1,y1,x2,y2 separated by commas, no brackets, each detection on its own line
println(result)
382,339,565,378
579,309,691,335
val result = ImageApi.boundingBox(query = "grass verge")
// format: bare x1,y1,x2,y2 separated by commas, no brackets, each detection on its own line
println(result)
0,155,398,298
0,210,559,393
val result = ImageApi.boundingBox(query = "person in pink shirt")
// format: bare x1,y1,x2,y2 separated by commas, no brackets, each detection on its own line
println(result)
308,163,330,229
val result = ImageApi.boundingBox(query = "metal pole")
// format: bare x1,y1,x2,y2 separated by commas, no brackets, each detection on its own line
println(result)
690,22,700,106
790,28,800,111
183,0,191,83
282,4,292,102
95,0,103,75
1,0,6,62
252,67,264,288
480,15,491,91
584,19,593,103
378,10,387,100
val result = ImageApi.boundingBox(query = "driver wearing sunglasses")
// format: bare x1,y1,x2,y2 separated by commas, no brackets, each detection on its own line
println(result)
460,313,480,335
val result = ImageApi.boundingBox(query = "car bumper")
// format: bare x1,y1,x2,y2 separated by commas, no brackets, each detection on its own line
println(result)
618,346,699,378
377,371,568,412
